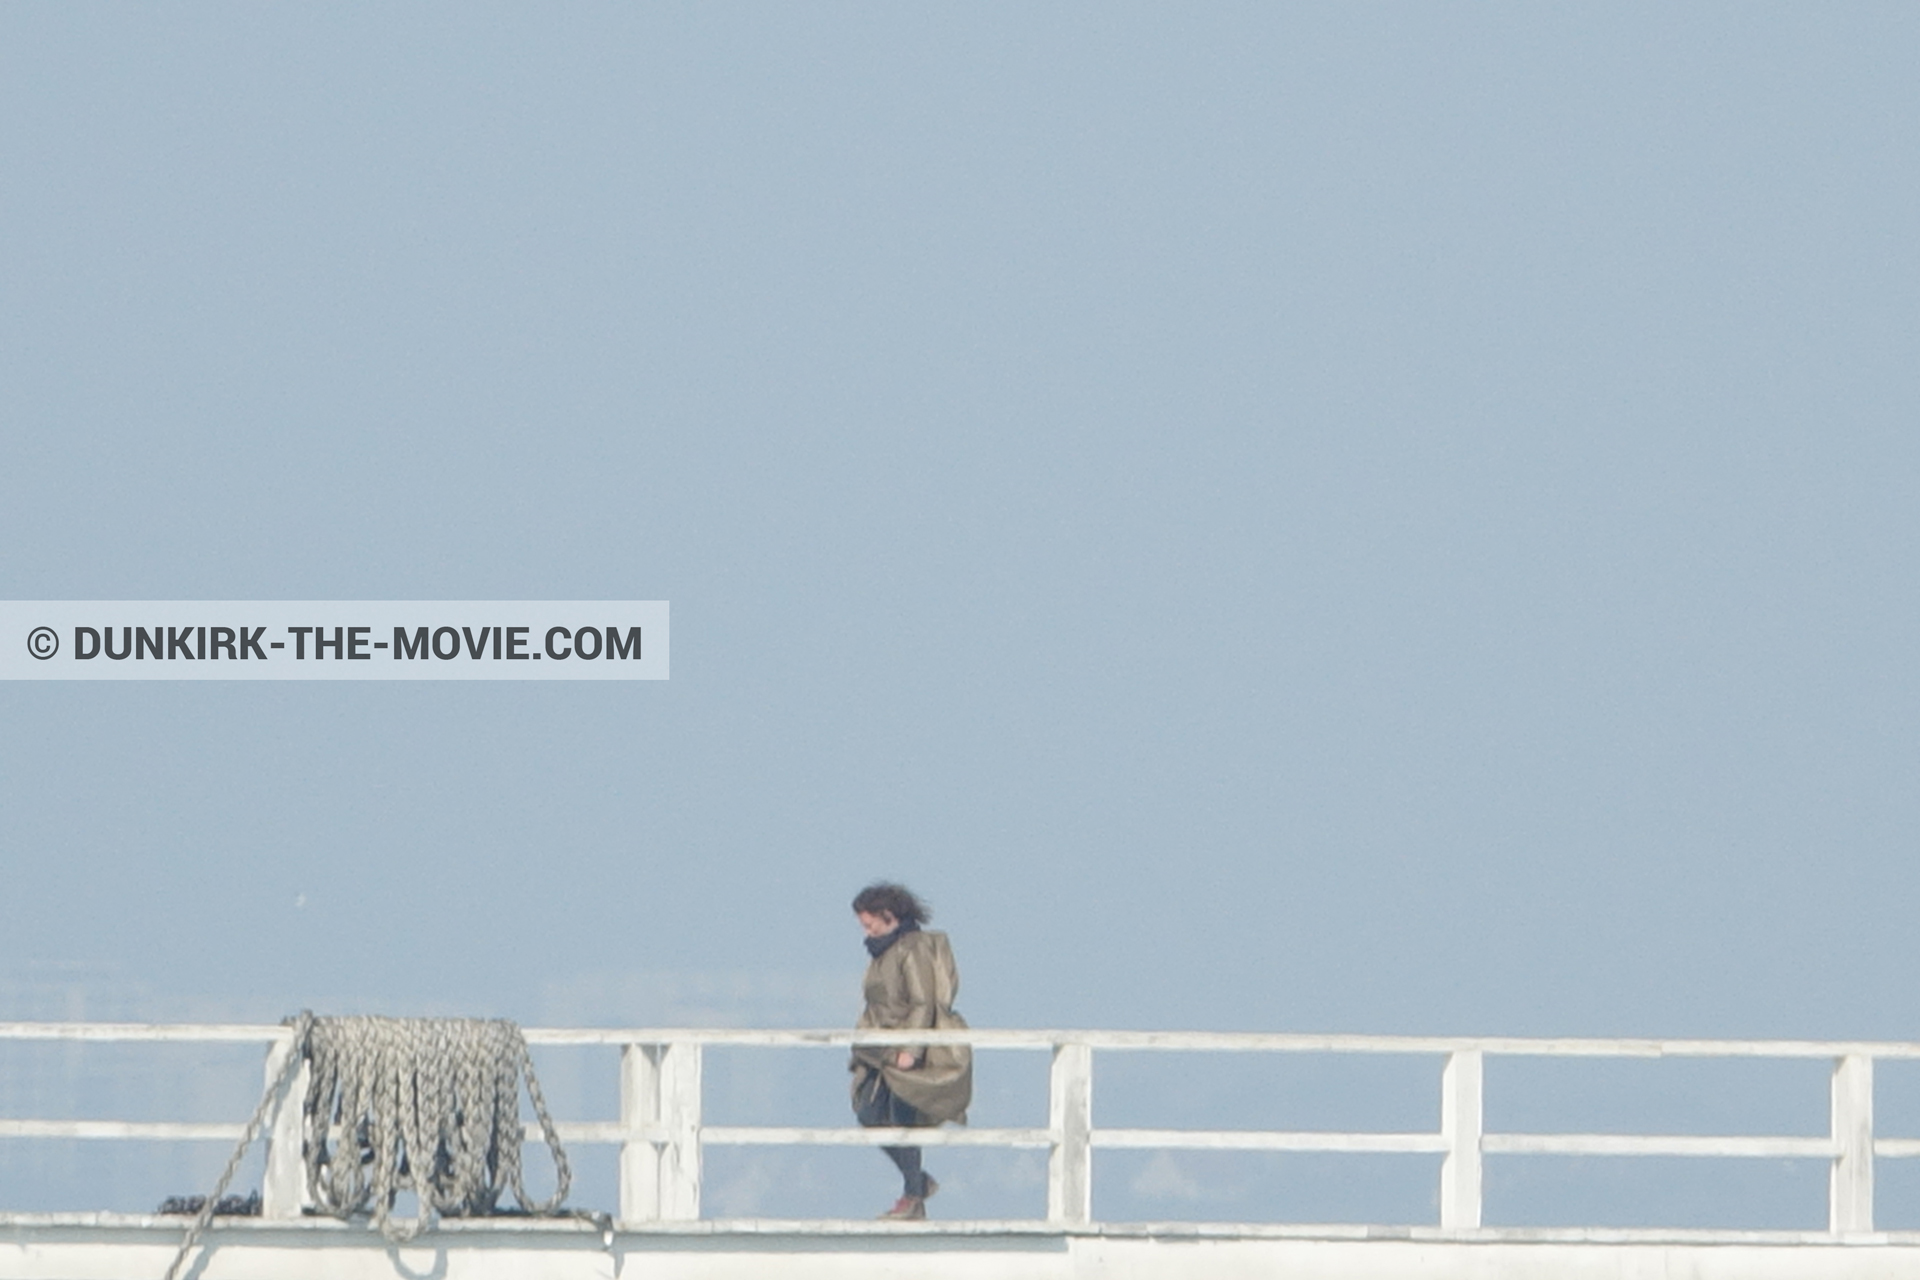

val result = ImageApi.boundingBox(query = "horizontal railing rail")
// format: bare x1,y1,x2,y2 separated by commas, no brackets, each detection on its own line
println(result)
1,1022,1914,1234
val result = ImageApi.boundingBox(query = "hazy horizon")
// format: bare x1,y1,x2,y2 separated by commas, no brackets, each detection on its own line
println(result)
6,1,1920,1229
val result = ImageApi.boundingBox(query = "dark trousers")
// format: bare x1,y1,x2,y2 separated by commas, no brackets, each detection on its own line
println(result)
854,1071,932,1198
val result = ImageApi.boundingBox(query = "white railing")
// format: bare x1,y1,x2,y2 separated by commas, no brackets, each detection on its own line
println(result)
1,1022,1915,1234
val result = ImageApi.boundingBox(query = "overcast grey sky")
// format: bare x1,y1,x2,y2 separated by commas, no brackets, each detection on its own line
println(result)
4,5,1920,1220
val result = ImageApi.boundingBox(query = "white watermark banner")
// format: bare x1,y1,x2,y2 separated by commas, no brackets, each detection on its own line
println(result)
0,602,668,681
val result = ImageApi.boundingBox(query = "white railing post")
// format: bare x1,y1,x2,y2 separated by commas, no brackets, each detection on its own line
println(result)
661,1040,704,1220
618,1044,661,1224
619,1041,703,1223
1830,1054,1873,1235
1048,1041,1093,1226
1440,1048,1483,1230
260,1033,309,1220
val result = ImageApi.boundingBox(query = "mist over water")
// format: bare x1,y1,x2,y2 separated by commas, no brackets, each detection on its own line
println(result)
5,2,1920,1230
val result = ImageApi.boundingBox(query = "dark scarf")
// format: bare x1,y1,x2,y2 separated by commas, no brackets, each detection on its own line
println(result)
864,918,920,959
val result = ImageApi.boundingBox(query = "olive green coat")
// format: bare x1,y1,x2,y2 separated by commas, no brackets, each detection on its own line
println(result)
851,929,972,1124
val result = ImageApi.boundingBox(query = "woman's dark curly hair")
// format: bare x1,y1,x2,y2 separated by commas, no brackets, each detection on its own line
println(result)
851,882,931,927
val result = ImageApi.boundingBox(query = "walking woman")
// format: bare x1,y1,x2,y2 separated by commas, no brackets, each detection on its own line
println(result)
850,883,972,1219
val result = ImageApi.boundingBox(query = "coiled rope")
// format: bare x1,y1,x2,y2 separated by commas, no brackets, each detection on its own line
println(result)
166,1012,574,1280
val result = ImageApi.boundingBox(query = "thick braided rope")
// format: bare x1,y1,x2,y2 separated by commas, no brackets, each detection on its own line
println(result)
302,1016,571,1242
164,1011,315,1280
164,1013,574,1279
